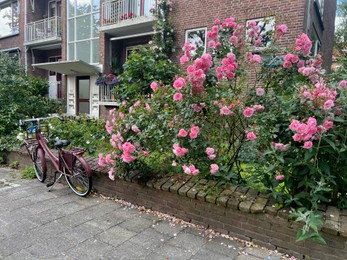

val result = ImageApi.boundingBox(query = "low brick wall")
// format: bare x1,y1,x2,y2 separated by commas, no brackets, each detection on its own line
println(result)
6,149,347,260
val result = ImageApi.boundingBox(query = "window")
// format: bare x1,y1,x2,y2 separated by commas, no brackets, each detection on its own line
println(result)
125,45,149,60
185,28,207,56
0,0,19,38
310,27,321,56
246,17,275,49
315,0,324,18
67,0,100,64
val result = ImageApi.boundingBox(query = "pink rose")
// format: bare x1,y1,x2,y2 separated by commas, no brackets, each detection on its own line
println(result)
173,77,186,90
323,99,334,110
275,174,285,181
303,141,313,149
122,142,135,153
323,121,334,131
131,125,141,133
180,55,189,64
210,164,219,174
150,81,158,91
208,154,216,160
108,167,115,181
177,128,188,137
122,152,136,163
182,165,199,175
246,132,257,140
243,107,254,118
98,153,105,167
256,88,265,96
205,147,215,155
173,92,183,101
339,80,347,88
289,120,300,131
189,125,200,139
173,144,188,157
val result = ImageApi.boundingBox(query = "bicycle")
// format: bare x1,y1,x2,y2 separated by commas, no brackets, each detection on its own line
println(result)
19,116,93,197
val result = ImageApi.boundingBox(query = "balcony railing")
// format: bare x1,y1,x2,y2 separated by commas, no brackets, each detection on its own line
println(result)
25,16,62,44
102,0,157,26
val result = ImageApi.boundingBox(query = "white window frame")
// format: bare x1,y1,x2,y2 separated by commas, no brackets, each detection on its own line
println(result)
0,0,20,38
185,27,207,56
125,44,150,60
246,16,275,51
67,0,100,64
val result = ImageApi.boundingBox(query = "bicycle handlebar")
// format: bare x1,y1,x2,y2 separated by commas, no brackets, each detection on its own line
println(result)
19,115,62,125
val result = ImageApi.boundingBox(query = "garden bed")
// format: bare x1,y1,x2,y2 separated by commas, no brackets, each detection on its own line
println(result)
5,148,347,260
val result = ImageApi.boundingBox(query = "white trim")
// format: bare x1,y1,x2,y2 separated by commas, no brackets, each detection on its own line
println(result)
125,44,149,60
110,31,154,41
185,27,207,55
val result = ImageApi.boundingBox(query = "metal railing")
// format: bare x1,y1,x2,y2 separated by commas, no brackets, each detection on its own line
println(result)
25,16,62,43
99,84,117,102
102,0,156,26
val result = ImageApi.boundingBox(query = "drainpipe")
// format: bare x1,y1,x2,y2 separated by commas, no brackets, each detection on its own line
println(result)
24,0,28,75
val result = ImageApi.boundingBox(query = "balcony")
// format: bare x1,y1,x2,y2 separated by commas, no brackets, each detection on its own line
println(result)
100,0,157,37
25,16,62,49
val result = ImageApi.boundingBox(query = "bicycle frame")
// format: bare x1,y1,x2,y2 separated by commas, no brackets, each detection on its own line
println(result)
21,117,92,177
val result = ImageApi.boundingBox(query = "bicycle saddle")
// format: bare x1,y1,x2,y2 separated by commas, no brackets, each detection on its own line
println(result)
54,140,70,149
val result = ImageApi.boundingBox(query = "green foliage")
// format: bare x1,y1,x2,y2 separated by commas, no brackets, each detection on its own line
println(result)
118,47,178,102
290,208,325,244
152,0,175,57
115,0,177,103
0,53,61,149
20,166,36,179
8,161,19,169
49,116,111,156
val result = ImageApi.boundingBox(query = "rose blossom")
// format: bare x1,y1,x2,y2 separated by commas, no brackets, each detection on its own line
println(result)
256,88,265,96
210,164,219,174
182,165,200,175
150,81,158,91
177,128,188,137
122,142,136,153
243,107,254,118
108,167,115,180
205,147,215,155
122,152,136,163
246,132,257,140
173,92,183,101
173,143,188,157
173,77,186,90
98,153,105,167
189,125,200,139
131,125,141,133
275,174,285,181
303,141,313,149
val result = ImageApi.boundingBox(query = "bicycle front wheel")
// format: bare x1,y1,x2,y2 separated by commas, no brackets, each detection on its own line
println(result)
33,148,47,182
65,157,92,197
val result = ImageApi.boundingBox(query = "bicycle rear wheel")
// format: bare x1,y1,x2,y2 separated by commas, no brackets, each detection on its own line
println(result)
33,148,47,182
65,156,92,197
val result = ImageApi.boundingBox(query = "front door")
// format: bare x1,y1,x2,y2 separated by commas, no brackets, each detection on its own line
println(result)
77,76,90,115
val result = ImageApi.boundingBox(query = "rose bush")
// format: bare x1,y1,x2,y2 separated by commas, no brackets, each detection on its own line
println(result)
99,17,347,242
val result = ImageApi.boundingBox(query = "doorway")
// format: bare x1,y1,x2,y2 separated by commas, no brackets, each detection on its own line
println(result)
76,76,90,115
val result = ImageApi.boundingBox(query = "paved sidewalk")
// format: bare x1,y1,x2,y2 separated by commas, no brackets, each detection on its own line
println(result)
0,167,290,260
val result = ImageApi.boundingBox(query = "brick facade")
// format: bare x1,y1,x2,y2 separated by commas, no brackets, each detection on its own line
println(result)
0,0,337,118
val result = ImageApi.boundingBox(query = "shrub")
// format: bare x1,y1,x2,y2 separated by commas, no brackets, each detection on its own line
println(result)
0,53,61,150
49,116,111,156
20,166,36,179
100,17,346,243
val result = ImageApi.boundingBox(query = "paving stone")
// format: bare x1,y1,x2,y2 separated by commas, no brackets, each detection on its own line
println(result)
119,214,154,232
339,216,347,238
61,222,104,244
167,231,206,254
129,227,172,252
3,249,37,260
97,225,137,247
152,219,187,235
189,248,234,260
64,238,115,259
146,244,194,260
103,240,149,259
26,236,76,259
201,236,240,257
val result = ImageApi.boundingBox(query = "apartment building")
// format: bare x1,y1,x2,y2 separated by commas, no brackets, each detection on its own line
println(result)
0,0,336,119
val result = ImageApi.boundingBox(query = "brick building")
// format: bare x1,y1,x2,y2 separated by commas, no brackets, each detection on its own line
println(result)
0,0,336,118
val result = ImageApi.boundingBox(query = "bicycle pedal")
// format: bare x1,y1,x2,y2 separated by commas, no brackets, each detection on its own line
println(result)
46,182,55,188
